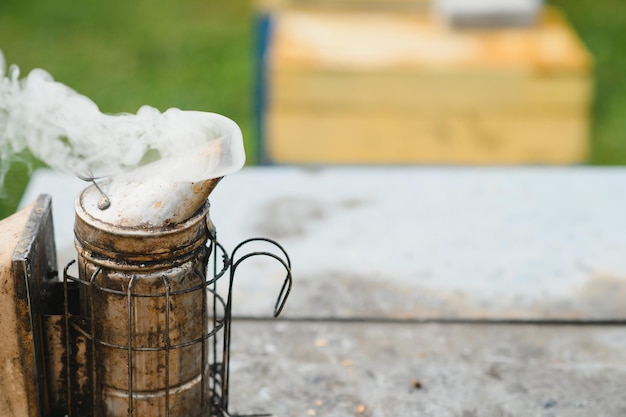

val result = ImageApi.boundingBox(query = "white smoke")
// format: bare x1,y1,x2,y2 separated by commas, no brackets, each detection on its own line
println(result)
0,50,245,192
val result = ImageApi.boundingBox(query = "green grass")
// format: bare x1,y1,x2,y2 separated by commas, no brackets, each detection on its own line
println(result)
0,0,255,219
1,0,625,219
549,0,626,164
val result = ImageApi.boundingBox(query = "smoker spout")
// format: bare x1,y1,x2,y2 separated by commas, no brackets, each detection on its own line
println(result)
79,176,222,228
187,176,222,217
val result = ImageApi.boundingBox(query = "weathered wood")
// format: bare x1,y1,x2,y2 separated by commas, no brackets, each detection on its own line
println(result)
0,195,57,417
268,110,588,164
0,201,35,417
270,72,592,113
269,9,591,72
256,0,430,12
11,195,57,417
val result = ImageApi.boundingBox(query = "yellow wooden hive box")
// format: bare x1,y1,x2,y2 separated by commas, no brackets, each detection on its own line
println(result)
256,0,429,11
264,8,593,164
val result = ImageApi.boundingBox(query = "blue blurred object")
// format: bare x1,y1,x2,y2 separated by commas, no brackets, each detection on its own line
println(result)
254,13,273,164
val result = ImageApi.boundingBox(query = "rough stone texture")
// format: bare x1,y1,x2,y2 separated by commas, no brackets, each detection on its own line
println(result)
228,320,626,417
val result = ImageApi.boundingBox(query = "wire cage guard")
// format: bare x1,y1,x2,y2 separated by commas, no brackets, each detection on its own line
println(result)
61,234,292,417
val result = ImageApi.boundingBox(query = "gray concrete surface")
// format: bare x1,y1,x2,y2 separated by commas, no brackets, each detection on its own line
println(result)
18,166,626,416
229,320,626,417
22,166,626,320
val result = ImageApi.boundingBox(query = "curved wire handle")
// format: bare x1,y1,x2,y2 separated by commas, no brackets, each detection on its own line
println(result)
207,236,231,285
221,238,293,414
230,237,293,317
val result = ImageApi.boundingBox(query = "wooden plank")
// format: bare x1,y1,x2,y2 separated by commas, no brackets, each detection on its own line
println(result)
229,320,626,417
270,70,592,113
269,8,592,72
0,195,56,417
0,201,35,417
10,195,57,417
256,0,430,12
267,111,588,164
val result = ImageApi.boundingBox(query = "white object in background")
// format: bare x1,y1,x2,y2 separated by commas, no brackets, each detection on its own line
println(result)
434,0,544,27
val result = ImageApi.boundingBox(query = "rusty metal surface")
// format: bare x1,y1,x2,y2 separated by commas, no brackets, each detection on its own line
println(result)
11,194,58,417
74,184,211,263
228,320,626,417
70,197,212,417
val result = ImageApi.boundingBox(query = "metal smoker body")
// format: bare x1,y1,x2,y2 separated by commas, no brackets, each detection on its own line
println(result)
72,195,212,417
58,186,292,417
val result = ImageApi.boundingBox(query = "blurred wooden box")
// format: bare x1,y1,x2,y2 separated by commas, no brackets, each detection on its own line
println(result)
257,0,430,11
263,8,593,164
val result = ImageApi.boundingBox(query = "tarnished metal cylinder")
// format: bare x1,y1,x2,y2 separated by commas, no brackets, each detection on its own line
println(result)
73,186,211,417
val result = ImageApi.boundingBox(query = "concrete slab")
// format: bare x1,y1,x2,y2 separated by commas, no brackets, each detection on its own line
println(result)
20,166,626,320
228,320,626,417
17,167,626,417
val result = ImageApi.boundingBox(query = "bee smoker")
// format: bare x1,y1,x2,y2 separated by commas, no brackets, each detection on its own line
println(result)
2,189,292,417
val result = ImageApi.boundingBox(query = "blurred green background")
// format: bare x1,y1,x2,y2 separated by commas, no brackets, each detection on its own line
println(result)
1,0,625,219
